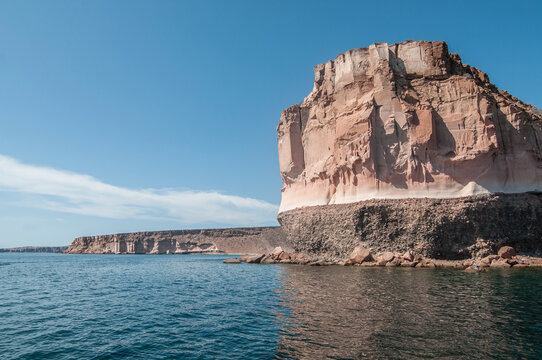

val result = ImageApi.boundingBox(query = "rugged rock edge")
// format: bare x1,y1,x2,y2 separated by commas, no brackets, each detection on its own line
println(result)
277,193,542,260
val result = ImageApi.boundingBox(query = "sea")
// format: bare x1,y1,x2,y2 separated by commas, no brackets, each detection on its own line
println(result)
0,253,541,359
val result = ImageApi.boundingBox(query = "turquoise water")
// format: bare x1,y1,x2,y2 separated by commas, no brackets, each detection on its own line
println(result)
0,254,541,359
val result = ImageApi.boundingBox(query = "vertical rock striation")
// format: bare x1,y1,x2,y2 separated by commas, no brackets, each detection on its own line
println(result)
278,40,542,212
64,227,287,255
277,40,542,259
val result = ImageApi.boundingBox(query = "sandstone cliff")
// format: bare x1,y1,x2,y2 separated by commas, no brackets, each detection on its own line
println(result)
64,227,287,255
278,40,542,212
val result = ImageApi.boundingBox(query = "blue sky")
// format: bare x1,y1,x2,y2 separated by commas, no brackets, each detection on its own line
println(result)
0,0,541,247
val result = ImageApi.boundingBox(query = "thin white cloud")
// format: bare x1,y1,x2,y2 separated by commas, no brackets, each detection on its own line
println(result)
0,154,279,225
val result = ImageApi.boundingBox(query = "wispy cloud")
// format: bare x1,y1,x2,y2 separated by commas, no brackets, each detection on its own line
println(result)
0,154,278,226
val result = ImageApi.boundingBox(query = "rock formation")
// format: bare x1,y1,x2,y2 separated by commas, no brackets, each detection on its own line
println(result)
278,40,542,212
64,227,287,255
278,193,542,259
277,40,542,259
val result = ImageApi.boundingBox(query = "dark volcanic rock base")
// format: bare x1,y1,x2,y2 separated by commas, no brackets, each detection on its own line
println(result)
277,193,542,260
65,227,288,255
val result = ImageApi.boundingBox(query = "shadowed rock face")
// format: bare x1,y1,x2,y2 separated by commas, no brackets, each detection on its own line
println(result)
277,193,542,260
64,227,288,255
277,40,542,212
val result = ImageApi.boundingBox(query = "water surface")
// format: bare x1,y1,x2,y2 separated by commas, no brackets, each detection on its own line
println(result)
0,253,540,359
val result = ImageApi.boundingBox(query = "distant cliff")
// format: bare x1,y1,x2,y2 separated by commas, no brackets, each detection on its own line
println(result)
64,227,288,254
0,246,69,253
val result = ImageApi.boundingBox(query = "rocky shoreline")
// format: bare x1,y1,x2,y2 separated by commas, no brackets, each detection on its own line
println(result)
224,245,542,270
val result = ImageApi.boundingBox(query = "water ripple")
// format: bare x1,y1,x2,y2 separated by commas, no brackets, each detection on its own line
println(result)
0,254,541,359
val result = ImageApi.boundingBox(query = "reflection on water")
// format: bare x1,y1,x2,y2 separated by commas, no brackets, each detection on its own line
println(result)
0,254,540,359
275,266,542,359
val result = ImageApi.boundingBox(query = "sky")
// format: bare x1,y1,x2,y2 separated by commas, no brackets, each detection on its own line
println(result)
0,0,541,247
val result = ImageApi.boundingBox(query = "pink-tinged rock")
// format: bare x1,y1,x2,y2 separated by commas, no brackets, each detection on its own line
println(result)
400,261,418,267
402,251,414,262
490,260,511,268
223,258,241,264
380,252,395,263
480,255,499,265
272,247,284,258
385,259,401,267
498,246,516,259
245,254,266,264
277,40,542,214
260,255,275,264
349,246,373,264
376,259,388,266
240,254,255,262
278,251,291,260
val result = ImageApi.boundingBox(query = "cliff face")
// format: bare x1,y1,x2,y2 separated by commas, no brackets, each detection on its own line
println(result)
278,40,542,212
278,193,542,259
64,227,287,255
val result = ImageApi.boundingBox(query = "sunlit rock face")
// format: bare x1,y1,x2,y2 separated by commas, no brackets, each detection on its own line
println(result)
64,227,288,255
277,40,542,212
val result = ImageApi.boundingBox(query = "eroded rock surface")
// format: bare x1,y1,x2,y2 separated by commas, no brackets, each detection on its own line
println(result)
278,40,542,212
64,227,287,255
277,193,542,259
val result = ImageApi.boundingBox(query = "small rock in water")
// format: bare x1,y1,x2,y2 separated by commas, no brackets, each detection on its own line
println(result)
223,258,241,264
260,255,275,264
245,254,265,264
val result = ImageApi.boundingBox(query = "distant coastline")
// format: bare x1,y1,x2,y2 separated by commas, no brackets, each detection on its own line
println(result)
0,246,69,253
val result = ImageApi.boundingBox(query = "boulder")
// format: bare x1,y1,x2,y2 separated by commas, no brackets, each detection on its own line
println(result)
480,255,499,265
490,260,511,268
260,255,275,264
402,251,414,262
375,259,388,266
278,251,291,261
380,252,395,263
271,246,284,258
223,258,241,264
348,246,374,264
498,246,516,259
245,254,265,264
